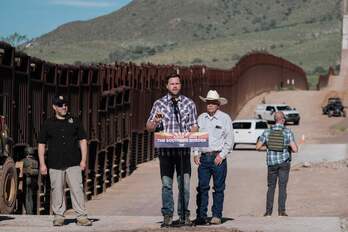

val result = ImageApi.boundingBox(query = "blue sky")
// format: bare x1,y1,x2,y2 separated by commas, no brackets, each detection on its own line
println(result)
0,0,132,39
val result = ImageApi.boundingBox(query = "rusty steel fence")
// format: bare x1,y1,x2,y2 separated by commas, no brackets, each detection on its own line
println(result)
316,66,335,90
0,41,308,215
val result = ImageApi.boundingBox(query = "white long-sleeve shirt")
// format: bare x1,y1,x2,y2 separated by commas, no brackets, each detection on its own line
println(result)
194,110,234,159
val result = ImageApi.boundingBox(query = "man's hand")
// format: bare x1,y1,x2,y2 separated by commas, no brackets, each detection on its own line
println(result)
154,112,164,124
256,141,266,151
214,154,224,166
80,160,87,171
40,164,47,175
146,112,164,132
194,156,200,165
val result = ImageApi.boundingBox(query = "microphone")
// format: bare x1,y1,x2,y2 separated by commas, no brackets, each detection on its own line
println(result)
155,121,164,132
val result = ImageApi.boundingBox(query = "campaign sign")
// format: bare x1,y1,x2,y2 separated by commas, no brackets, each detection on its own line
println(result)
154,132,209,148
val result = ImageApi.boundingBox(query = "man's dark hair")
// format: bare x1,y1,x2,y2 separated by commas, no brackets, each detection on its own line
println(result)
166,73,181,83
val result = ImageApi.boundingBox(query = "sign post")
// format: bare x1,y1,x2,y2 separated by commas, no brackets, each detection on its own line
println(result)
154,132,209,148
154,132,208,226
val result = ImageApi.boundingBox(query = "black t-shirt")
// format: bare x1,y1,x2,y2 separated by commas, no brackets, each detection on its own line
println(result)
37,116,87,169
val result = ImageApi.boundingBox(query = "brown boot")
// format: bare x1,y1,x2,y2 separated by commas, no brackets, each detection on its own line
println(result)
53,215,64,226
77,216,92,226
278,211,288,217
210,217,221,225
180,212,192,225
162,215,173,227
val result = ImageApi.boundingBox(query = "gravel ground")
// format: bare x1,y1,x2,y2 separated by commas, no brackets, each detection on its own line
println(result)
341,218,348,232
115,228,245,232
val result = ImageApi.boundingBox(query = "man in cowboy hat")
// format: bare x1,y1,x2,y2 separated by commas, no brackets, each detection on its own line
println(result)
194,90,234,225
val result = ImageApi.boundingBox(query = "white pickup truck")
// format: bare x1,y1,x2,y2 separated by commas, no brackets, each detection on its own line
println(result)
232,119,268,150
255,104,300,125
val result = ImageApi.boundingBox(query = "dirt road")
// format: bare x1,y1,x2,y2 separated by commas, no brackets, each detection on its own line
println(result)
86,148,348,218
236,89,348,144
2,87,347,232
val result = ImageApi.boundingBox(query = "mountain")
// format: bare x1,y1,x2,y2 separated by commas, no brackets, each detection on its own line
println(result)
25,0,342,86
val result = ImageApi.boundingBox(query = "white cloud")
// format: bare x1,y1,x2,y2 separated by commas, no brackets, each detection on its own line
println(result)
50,0,115,8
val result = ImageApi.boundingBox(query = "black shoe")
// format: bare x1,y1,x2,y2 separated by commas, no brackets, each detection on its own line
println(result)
278,211,288,217
195,217,209,226
263,212,272,217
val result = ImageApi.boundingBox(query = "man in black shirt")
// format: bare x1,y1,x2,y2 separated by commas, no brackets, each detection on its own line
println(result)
38,95,92,226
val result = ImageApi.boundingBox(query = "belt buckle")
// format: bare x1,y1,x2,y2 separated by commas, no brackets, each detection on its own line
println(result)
204,151,217,156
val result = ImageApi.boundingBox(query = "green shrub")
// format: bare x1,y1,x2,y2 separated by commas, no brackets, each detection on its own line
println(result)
192,58,203,64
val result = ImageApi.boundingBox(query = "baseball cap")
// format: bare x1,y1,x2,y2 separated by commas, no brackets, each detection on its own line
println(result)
52,95,68,107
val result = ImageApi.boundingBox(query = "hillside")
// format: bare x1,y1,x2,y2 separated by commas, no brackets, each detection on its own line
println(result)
25,0,342,81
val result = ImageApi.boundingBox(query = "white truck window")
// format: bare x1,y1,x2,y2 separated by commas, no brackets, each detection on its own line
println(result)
266,106,275,111
255,121,268,129
233,122,252,129
277,106,292,111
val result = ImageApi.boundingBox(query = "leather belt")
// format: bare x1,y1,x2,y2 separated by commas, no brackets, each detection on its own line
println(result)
201,151,220,156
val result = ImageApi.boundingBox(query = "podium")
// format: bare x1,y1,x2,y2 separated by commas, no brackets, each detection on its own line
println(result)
154,132,208,225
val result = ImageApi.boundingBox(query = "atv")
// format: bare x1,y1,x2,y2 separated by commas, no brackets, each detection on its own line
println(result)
322,97,346,117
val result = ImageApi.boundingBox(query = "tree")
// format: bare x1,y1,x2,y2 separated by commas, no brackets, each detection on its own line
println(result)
1,32,29,47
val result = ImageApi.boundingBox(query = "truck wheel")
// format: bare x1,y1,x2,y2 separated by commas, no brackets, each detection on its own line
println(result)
343,111,346,117
294,120,300,125
0,157,17,213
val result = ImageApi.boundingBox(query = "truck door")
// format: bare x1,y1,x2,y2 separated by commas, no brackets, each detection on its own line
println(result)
255,121,268,142
233,122,252,143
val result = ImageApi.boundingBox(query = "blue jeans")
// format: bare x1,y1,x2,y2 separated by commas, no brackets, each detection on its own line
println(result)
196,153,227,219
161,174,190,217
159,148,191,217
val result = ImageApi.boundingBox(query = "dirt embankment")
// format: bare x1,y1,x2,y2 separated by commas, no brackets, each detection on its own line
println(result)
236,89,348,144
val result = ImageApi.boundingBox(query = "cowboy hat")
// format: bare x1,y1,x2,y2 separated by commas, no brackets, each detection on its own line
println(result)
199,90,228,105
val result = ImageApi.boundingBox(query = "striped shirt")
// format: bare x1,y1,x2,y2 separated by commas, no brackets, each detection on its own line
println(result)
147,94,197,133
259,124,295,166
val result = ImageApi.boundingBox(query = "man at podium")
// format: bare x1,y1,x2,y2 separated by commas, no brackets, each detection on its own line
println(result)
146,73,198,226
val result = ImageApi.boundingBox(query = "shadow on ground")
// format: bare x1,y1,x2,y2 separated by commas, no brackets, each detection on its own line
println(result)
63,218,100,226
0,216,14,221
151,217,242,231
115,227,245,232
